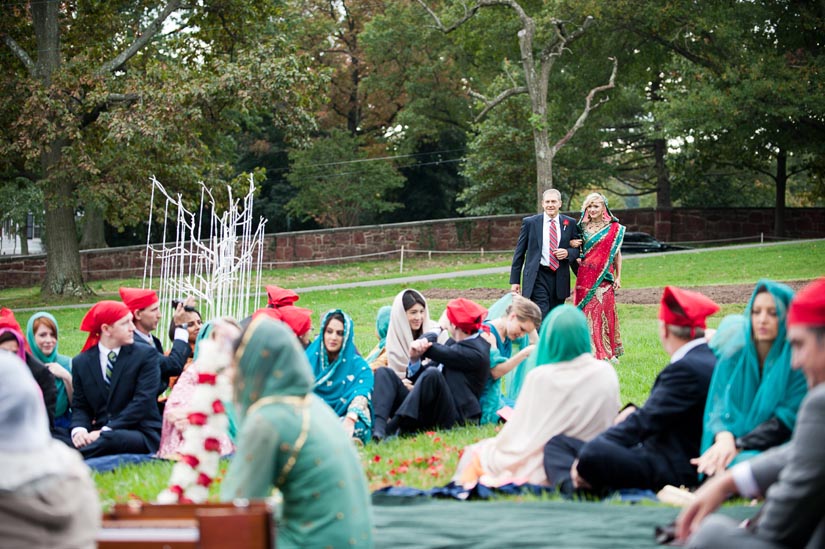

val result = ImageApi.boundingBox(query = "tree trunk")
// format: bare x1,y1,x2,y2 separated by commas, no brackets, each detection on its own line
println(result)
534,128,553,207
18,217,29,255
653,137,672,241
79,206,108,250
33,0,89,295
774,148,787,237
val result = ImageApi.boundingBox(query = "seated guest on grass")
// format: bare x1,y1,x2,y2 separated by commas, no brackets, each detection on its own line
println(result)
384,289,441,379
479,294,540,424
373,298,491,440
0,352,100,548
221,317,373,548
455,305,620,487
157,319,238,459
26,312,74,442
677,278,825,548
0,308,57,435
71,301,162,458
544,286,719,495
306,310,374,445
692,280,807,478
119,287,194,396
365,305,392,369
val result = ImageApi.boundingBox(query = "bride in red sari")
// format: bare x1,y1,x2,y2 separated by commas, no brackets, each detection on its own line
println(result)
572,193,625,362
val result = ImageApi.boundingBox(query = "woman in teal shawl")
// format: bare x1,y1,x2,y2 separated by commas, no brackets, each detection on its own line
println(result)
479,294,540,424
365,305,392,368
221,317,373,548
694,280,808,476
25,312,73,428
453,305,620,486
306,309,375,444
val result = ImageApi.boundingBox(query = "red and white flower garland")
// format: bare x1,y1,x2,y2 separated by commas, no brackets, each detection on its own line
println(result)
157,339,233,504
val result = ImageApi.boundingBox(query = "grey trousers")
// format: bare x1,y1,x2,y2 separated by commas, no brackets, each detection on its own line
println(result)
687,515,781,549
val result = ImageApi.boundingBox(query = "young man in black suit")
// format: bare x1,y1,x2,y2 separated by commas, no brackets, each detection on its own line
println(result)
543,286,720,493
70,301,162,458
119,287,194,395
373,298,491,439
510,188,580,320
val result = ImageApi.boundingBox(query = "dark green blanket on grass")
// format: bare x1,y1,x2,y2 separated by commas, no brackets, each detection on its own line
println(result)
372,497,756,548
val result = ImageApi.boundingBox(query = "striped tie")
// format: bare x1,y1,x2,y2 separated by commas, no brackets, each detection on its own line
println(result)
105,350,117,385
547,219,559,271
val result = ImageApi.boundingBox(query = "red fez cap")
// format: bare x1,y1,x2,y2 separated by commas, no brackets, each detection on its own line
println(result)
119,287,159,313
446,298,488,334
80,301,130,352
253,306,313,338
788,278,825,327
0,308,30,353
266,285,299,308
659,286,719,337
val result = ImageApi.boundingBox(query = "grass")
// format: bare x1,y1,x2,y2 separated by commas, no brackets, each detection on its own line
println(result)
7,241,824,506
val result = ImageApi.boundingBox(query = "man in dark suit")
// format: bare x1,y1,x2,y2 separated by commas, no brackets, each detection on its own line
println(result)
543,286,720,493
677,278,825,548
373,298,491,439
70,301,162,458
510,188,580,320
119,287,193,395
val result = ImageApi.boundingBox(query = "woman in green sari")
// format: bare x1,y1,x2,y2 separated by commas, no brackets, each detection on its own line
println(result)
221,317,373,548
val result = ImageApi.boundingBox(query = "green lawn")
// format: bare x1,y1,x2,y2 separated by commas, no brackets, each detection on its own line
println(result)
7,241,824,502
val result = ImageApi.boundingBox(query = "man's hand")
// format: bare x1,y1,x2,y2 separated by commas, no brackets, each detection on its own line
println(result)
553,248,569,260
570,239,583,248
570,459,592,490
172,296,196,325
402,378,414,391
511,283,521,295
675,471,736,541
409,339,432,360
691,431,739,477
72,428,101,449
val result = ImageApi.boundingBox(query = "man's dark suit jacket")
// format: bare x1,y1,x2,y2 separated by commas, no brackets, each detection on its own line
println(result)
413,333,491,421
71,343,162,451
580,342,716,488
133,332,190,394
509,212,580,302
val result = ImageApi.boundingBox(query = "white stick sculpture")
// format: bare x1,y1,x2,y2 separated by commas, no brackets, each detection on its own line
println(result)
143,175,266,331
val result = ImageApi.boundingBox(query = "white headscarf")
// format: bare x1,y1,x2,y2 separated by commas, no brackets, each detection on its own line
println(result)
385,289,440,378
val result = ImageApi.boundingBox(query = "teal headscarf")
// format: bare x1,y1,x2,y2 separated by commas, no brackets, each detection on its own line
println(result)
365,305,392,363
524,305,592,376
192,321,215,362
305,310,374,418
233,317,314,421
703,279,807,462
25,312,72,417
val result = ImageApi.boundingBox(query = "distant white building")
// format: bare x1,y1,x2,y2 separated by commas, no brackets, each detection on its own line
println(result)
0,216,43,256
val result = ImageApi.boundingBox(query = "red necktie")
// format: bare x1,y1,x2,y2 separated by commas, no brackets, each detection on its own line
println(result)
547,219,559,271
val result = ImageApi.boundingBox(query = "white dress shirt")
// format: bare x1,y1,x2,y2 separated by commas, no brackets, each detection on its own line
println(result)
541,214,559,267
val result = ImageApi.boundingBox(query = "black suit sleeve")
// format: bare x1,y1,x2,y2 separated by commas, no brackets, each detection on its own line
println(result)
509,218,530,285
108,348,161,431
70,356,93,431
159,338,190,379
27,354,56,432
423,338,488,373
602,362,704,447
735,417,792,452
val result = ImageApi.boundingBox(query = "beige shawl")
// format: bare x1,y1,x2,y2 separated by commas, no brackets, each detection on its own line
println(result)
385,289,440,378
455,353,620,486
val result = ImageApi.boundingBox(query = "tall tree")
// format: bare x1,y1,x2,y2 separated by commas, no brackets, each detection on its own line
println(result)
416,0,617,206
1,1,322,295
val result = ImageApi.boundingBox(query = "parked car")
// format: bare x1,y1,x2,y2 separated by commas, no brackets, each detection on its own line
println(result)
620,232,689,254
